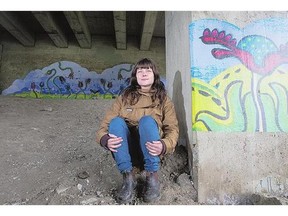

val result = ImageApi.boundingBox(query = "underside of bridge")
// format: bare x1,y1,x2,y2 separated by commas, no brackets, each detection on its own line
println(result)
0,11,165,50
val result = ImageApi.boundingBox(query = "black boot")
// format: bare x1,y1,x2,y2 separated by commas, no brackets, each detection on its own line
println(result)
117,171,136,204
143,171,160,202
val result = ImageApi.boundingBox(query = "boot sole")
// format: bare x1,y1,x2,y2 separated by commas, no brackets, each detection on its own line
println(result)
143,194,161,203
117,185,137,204
117,197,133,204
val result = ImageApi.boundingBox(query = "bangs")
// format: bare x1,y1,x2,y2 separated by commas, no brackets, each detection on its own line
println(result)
136,66,152,70
135,64,152,70
135,58,153,70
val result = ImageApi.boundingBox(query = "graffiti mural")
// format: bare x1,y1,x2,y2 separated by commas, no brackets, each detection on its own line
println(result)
2,61,134,99
2,61,163,99
190,18,288,132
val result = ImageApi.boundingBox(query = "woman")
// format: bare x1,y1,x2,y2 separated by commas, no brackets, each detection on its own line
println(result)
96,58,179,204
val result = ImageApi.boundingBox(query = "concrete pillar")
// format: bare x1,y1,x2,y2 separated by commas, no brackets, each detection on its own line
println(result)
140,11,158,50
113,11,126,50
0,12,35,47
165,11,288,204
165,11,195,183
64,11,92,48
32,11,68,48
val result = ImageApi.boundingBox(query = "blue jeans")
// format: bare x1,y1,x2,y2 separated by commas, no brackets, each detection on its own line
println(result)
108,116,161,173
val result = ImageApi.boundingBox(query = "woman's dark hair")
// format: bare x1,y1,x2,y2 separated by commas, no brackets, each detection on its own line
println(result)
122,58,166,105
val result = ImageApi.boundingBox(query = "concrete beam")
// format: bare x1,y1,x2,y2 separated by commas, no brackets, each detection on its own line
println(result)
63,11,91,49
32,11,68,48
113,11,126,50
140,11,158,51
0,12,35,47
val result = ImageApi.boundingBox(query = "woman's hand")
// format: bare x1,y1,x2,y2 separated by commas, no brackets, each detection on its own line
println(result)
146,141,163,156
107,133,123,152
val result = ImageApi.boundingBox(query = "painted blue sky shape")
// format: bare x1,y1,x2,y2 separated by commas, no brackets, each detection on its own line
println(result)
2,61,166,96
189,17,288,83
2,61,134,96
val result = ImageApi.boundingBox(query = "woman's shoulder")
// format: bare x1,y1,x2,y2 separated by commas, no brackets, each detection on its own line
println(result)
162,95,176,108
113,94,124,104
163,94,171,101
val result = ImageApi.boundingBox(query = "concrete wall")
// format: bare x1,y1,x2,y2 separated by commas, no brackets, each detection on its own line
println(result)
165,11,288,204
0,34,165,92
198,132,288,204
165,11,195,180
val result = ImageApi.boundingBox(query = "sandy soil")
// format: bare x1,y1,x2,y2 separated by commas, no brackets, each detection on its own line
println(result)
0,96,197,205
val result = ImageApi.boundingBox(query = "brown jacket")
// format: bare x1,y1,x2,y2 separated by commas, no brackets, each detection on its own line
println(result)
96,89,179,155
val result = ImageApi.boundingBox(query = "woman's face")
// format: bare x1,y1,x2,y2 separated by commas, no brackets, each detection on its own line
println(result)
136,67,154,90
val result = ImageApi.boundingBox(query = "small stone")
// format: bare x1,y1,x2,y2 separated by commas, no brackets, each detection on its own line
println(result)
77,171,89,179
56,185,70,194
40,107,53,112
176,173,192,187
77,184,83,191
81,197,98,205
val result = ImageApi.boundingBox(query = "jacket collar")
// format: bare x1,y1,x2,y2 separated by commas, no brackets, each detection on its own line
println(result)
138,88,156,96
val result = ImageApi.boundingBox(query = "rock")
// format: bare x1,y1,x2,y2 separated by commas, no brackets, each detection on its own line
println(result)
176,173,192,187
80,197,98,205
77,171,89,179
56,185,70,194
40,107,53,112
77,184,83,191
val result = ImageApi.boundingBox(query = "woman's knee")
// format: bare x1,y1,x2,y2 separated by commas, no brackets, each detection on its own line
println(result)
109,117,126,128
139,115,157,129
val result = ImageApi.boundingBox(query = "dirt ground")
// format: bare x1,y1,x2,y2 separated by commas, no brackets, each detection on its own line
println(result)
0,96,197,205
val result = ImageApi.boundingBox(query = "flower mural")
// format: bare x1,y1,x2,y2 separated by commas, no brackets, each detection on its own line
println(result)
2,61,134,99
2,61,166,100
190,18,288,132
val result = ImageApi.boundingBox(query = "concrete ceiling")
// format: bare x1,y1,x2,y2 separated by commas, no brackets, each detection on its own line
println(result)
0,11,165,50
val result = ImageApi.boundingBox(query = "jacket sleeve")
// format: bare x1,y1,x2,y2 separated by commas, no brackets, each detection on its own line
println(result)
96,96,123,145
160,96,179,154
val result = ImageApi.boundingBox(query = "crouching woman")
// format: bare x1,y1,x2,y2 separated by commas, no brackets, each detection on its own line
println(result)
96,58,179,204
